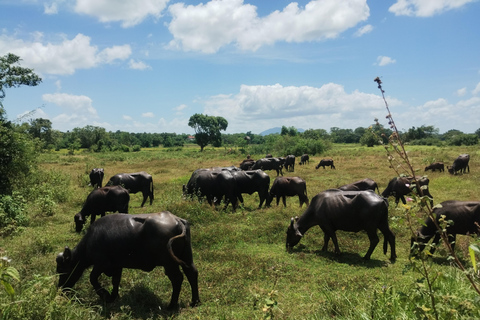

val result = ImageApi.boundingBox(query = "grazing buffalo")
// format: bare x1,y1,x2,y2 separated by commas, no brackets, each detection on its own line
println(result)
106,171,154,207
183,168,238,211
232,170,270,208
57,212,200,309
411,200,480,255
315,159,335,170
89,168,104,188
448,154,470,175
381,176,433,206
286,189,396,261
251,157,285,176
284,155,295,172
338,178,379,193
299,154,309,165
267,176,309,208
424,162,444,172
74,186,130,232
239,159,255,170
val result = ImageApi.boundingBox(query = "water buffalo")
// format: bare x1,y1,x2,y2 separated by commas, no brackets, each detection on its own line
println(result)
424,162,444,172
267,176,309,208
286,189,396,261
251,157,285,176
106,171,154,207
338,178,379,193
89,168,104,188
411,200,480,255
315,159,335,169
239,159,255,170
232,169,270,208
381,176,433,206
182,168,238,211
448,154,470,175
74,185,130,232
299,154,309,165
56,212,200,309
284,155,295,172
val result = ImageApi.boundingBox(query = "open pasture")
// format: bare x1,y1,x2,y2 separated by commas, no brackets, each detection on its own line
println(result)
1,144,480,319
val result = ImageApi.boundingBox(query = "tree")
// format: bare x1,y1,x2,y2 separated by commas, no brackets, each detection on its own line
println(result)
188,113,228,151
28,118,54,149
0,53,42,106
0,53,42,194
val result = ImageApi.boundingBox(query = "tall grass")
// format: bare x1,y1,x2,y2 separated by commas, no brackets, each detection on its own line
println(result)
1,145,479,319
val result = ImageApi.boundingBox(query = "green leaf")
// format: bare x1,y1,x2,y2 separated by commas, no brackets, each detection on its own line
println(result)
469,244,479,272
4,266,20,281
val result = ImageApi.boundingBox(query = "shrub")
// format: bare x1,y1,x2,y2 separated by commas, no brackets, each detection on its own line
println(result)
0,193,28,235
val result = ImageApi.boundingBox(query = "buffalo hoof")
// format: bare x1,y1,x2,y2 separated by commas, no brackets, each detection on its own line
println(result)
190,299,201,307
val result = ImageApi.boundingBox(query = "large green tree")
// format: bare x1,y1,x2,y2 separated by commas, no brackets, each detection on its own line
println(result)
0,53,42,194
188,113,228,151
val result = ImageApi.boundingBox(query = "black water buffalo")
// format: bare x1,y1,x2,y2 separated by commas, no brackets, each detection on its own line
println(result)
182,168,238,211
57,212,200,309
424,162,444,172
106,171,154,207
232,170,270,208
89,168,104,188
381,176,433,206
267,176,309,208
338,178,379,193
315,158,335,169
251,157,285,176
239,159,255,170
411,200,480,255
448,154,470,174
74,186,130,232
299,154,309,165
284,155,295,172
286,189,396,261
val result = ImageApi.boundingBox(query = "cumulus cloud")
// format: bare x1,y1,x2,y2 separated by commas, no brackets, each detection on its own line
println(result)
0,33,131,75
74,0,169,28
42,93,99,130
376,56,396,66
129,59,151,70
473,82,480,95
202,83,392,133
123,115,133,121
167,0,370,53
354,24,373,37
456,87,467,96
389,0,475,17
142,112,155,118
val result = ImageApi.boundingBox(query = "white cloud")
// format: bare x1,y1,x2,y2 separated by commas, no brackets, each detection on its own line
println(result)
456,87,467,96
0,33,131,75
167,0,369,53
55,80,62,90
202,83,393,133
354,24,373,37
376,56,396,66
123,115,133,121
42,93,99,130
389,0,475,17
142,112,155,118
44,2,59,14
129,59,151,70
472,82,480,95
74,0,169,28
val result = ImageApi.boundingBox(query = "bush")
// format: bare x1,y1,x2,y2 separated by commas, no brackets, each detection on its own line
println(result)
0,193,28,235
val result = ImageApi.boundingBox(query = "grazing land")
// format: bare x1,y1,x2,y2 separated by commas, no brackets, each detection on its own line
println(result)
1,144,480,319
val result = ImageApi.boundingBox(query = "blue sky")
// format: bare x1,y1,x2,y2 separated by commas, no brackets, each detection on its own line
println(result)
1,0,479,134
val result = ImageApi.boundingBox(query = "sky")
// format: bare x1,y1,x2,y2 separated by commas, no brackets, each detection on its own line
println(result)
0,0,479,135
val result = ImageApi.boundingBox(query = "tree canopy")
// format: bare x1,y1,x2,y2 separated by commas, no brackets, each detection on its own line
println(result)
188,113,228,151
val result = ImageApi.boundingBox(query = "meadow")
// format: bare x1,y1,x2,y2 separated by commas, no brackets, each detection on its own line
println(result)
1,144,480,319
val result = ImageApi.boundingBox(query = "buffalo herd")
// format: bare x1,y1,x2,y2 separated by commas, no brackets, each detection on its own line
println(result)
58,152,475,308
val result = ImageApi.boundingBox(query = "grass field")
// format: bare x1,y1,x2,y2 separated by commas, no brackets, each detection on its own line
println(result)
1,144,480,319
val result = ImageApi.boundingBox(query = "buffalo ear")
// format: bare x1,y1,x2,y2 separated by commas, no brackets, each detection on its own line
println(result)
289,217,295,228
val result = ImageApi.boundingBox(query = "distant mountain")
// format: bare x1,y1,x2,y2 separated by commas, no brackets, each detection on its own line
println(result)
259,127,305,136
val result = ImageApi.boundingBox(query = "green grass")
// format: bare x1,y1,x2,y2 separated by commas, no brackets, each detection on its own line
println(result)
1,144,480,319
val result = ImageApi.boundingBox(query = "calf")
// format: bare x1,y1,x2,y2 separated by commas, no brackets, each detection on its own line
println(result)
89,168,104,188
424,162,444,172
315,159,335,169
267,176,309,208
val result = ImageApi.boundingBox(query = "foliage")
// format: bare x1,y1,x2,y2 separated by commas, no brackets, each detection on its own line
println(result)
0,256,20,300
0,193,28,236
188,113,228,151
0,53,42,103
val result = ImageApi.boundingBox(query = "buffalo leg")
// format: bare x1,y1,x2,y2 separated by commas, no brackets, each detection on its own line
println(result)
165,265,184,310
364,230,380,260
276,196,281,206
428,234,441,254
140,192,148,207
182,264,200,307
90,266,111,301
282,196,287,207
109,268,123,302
322,232,331,252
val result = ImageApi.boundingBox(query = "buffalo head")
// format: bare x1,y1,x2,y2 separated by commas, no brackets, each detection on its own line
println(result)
286,217,302,251
56,246,75,288
74,212,84,232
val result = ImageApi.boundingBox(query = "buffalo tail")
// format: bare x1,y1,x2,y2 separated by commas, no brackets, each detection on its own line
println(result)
167,219,189,268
